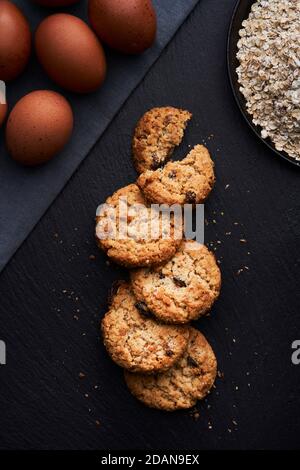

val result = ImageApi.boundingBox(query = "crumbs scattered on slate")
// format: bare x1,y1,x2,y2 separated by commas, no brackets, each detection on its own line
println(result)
217,370,225,380
189,408,200,421
236,268,248,276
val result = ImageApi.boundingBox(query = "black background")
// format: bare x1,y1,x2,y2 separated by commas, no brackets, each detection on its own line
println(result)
0,0,299,450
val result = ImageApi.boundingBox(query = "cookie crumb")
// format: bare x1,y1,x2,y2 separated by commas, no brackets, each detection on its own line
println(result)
189,408,200,420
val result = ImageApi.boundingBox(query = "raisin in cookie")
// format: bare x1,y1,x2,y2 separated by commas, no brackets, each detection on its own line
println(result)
102,282,189,373
137,145,215,205
95,183,182,268
132,107,192,174
131,240,221,324
124,327,217,410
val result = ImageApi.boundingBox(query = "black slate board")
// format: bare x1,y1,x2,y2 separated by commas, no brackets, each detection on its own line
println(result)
0,0,198,272
0,0,299,450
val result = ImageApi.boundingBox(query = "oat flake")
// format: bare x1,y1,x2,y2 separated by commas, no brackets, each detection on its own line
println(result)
236,0,300,160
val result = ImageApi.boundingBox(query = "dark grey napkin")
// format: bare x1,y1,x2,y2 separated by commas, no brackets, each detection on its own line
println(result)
0,0,198,272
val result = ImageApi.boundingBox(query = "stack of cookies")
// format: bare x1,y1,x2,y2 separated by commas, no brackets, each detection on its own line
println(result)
95,107,221,411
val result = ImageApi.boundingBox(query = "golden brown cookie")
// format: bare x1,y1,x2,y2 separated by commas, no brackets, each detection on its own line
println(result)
137,145,215,205
124,327,217,410
132,107,192,174
131,240,221,324
95,183,183,268
101,282,189,373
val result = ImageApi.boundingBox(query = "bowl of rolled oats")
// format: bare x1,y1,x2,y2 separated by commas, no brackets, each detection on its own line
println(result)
228,0,300,167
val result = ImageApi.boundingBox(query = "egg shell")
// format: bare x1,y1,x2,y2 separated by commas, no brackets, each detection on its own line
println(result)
32,0,79,6
0,0,31,81
6,90,73,166
88,0,157,54
35,14,107,93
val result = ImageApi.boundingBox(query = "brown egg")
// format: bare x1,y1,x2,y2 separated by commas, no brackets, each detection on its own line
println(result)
35,14,106,93
0,0,31,81
88,0,157,54
6,90,73,166
32,0,79,6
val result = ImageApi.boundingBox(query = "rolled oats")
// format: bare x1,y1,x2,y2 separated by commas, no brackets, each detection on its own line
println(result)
236,0,300,160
